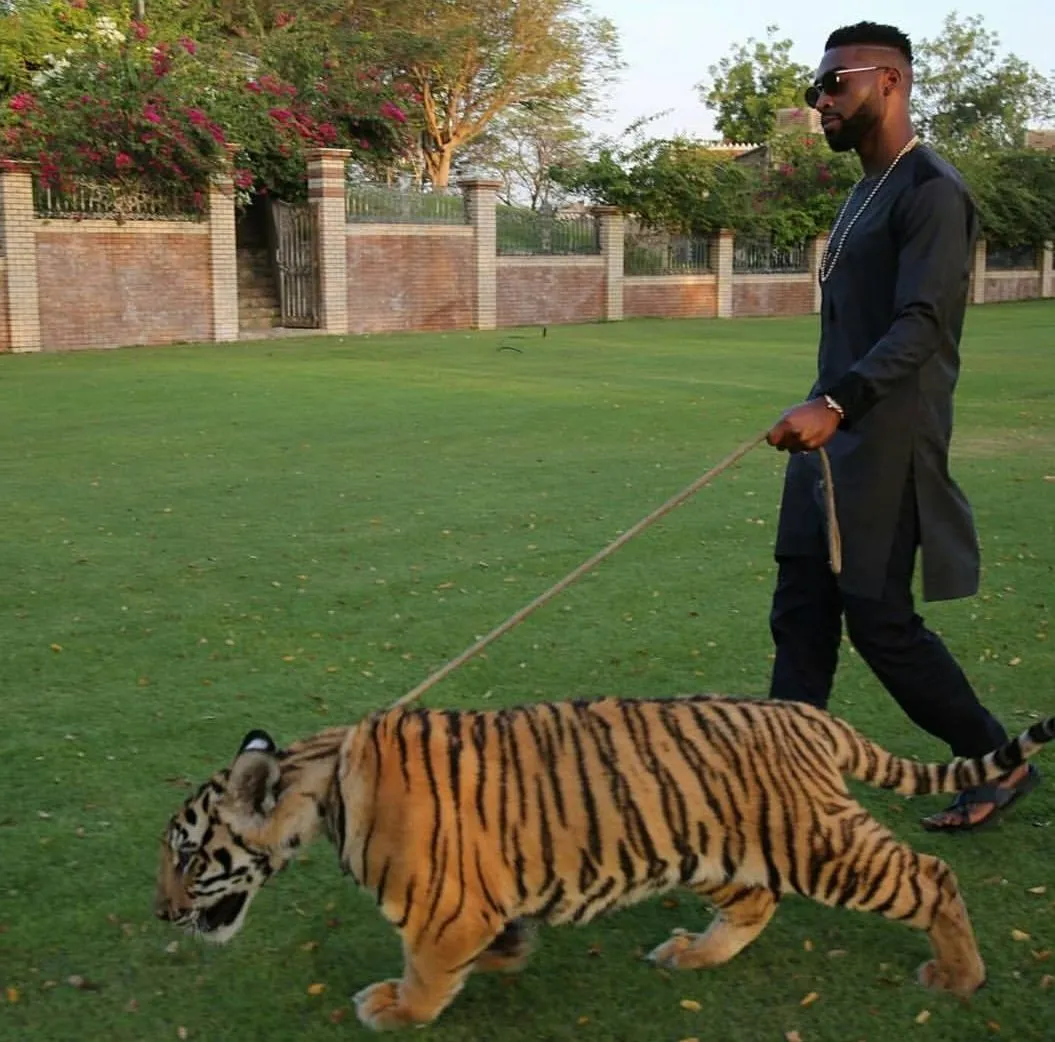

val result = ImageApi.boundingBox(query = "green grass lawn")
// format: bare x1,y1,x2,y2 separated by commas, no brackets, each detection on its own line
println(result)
1,302,1053,1042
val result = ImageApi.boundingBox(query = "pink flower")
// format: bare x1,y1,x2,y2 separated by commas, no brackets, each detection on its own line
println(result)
115,152,134,171
131,20,149,41
358,139,371,151
274,12,294,27
179,37,197,55
187,108,207,126
143,103,162,124
233,168,253,189
317,122,338,144
246,81,262,94
818,166,832,183
9,92,36,113
379,100,407,124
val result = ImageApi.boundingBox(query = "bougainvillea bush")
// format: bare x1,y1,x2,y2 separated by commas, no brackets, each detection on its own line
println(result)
0,10,419,210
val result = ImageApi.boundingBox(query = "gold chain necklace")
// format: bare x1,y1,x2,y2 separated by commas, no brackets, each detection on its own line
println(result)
819,135,921,283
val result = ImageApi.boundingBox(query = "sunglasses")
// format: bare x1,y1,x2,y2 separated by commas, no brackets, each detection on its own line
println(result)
804,66,890,109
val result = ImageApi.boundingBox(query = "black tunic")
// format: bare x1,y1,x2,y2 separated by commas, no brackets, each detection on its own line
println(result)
774,143,981,602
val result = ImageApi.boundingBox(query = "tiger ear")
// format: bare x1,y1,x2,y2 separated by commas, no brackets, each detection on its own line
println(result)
226,731,281,820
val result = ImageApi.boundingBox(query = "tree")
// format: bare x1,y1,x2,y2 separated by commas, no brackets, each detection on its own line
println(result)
554,135,761,236
361,0,621,187
455,100,591,209
914,13,1055,151
697,25,811,144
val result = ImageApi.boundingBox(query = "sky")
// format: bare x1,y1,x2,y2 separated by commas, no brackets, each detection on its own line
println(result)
584,2,1055,144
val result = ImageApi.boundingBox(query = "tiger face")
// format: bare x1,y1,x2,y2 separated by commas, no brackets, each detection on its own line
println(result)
155,730,287,944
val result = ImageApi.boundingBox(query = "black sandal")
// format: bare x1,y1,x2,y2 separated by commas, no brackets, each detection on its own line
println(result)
921,764,1041,832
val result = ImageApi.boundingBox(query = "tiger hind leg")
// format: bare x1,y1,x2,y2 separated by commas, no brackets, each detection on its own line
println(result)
810,819,985,998
473,918,536,974
646,883,779,970
353,917,504,1030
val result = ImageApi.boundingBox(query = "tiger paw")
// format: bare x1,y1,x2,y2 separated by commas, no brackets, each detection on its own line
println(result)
917,959,986,999
644,930,697,970
353,979,414,1031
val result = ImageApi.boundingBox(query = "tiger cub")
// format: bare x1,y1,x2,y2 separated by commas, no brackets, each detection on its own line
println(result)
155,694,1052,1030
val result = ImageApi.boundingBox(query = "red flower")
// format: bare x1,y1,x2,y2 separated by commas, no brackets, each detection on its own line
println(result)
246,81,262,94
379,100,407,124
179,37,197,55
9,92,36,113
274,12,294,28
233,168,254,189
115,152,134,171
131,20,149,41
143,103,162,124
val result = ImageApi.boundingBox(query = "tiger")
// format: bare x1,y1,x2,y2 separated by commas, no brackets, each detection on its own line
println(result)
155,694,1053,1031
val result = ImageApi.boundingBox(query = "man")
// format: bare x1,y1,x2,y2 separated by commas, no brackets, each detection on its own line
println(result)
765,21,1039,831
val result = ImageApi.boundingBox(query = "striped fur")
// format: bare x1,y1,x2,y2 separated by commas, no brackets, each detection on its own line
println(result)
156,695,1053,1030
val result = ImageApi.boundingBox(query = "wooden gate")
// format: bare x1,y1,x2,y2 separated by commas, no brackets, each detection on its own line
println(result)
268,200,319,328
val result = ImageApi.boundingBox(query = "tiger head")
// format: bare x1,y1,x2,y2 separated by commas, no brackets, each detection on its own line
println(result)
154,729,295,944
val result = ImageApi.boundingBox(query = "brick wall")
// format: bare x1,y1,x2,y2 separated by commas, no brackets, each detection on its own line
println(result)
983,272,1044,304
346,226,474,334
624,275,718,319
497,258,604,327
733,274,814,318
36,223,212,350
0,260,8,352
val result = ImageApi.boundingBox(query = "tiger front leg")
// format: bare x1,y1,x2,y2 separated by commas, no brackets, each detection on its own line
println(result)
647,884,778,970
353,920,503,1031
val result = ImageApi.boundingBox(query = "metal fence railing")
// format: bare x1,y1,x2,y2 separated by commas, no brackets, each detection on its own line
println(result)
624,229,713,275
733,237,809,274
345,183,468,225
986,243,1039,271
33,178,203,221
496,206,600,256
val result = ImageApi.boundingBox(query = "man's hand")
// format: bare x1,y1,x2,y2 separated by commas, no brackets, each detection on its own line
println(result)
766,399,841,452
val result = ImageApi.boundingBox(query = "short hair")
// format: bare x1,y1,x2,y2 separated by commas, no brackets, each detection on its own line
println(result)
825,22,913,64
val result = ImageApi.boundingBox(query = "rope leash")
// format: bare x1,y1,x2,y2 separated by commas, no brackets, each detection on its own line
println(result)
390,436,840,711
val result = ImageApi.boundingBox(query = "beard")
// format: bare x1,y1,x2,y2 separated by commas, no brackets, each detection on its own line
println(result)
823,105,880,153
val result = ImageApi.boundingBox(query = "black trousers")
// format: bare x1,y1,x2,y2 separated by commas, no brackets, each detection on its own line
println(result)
768,476,1008,758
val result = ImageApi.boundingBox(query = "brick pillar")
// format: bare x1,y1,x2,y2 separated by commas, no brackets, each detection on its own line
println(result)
809,233,827,314
306,148,352,334
971,238,987,305
715,229,734,318
460,178,501,330
1042,242,1053,299
592,206,624,321
208,144,240,342
0,161,41,352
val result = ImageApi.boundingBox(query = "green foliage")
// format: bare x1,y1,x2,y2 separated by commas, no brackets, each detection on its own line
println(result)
554,137,761,236
955,147,1055,247
755,133,860,246
697,25,811,145
0,6,416,204
914,13,1055,151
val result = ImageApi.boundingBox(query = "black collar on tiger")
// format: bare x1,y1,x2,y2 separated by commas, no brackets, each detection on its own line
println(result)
155,697,1054,1031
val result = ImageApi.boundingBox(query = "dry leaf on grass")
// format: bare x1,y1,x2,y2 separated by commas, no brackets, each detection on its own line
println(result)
915,1009,931,1024
1027,886,1047,895
1041,974,1054,990
67,975,100,991
5,987,19,1004
1011,929,1031,942
986,1021,1001,1034
1033,949,1052,962
803,939,814,952
800,991,820,1008
165,941,179,954
177,1029,188,1041
679,999,702,1012
577,1015,590,1025
300,940,319,952
307,982,326,996
126,999,139,1013
827,949,849,958
784,1031,803,1042
329,1008,347,1024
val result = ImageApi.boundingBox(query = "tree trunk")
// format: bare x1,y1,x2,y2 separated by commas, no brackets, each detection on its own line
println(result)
424,145,454,188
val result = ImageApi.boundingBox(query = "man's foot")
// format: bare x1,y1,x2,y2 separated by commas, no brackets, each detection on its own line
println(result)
921,764,1041,832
